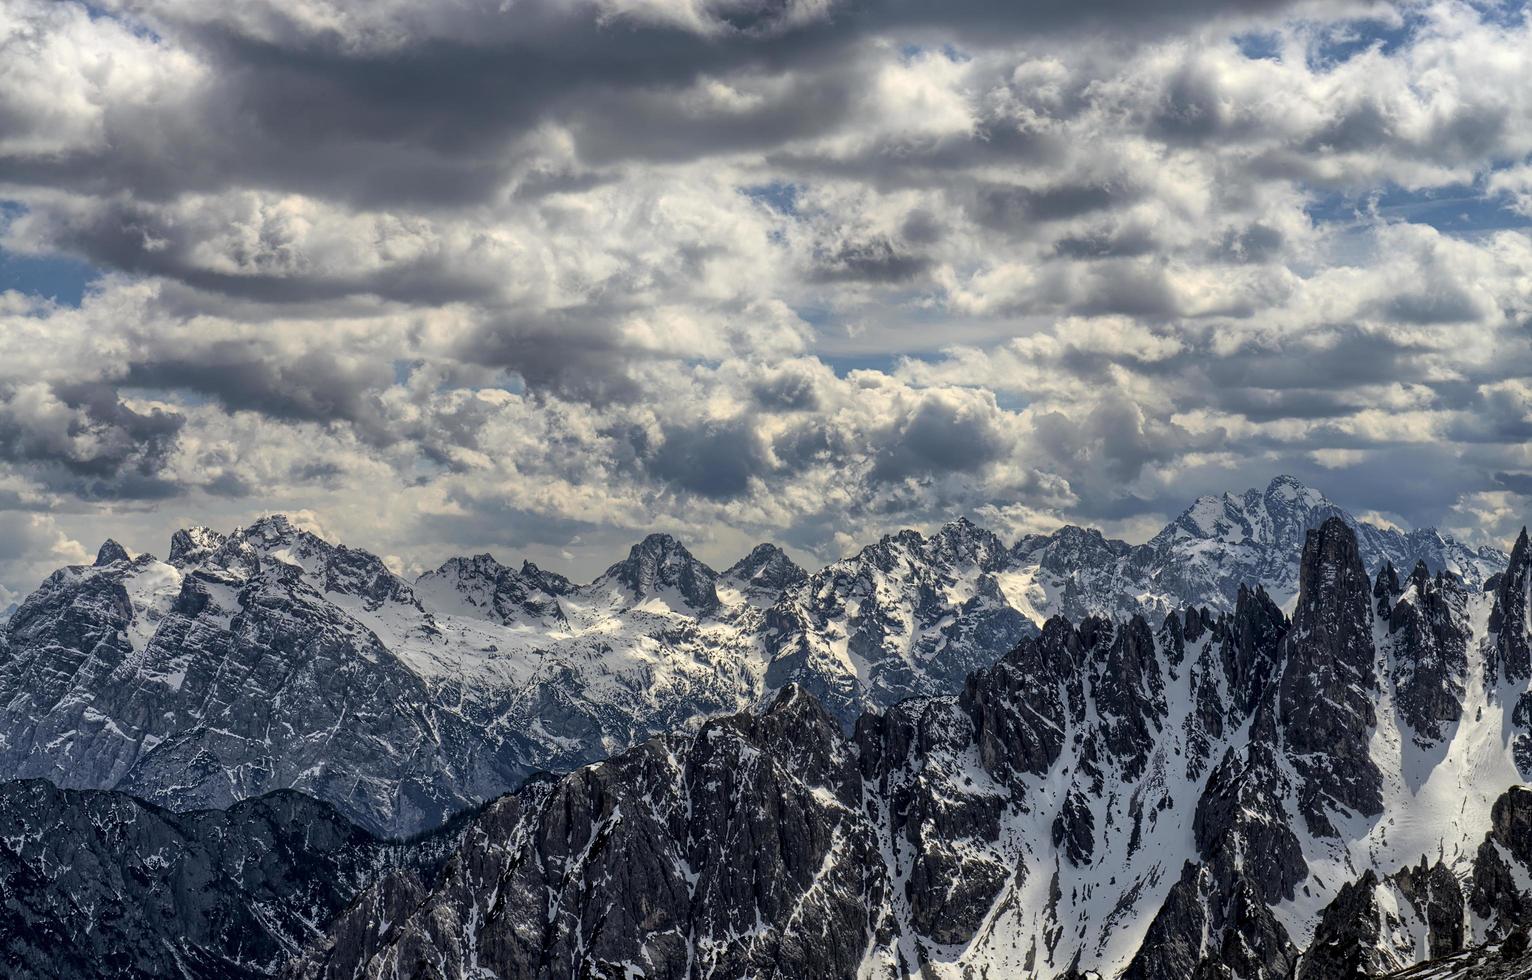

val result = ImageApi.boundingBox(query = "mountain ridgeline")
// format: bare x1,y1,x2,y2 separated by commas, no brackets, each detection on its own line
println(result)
0,476,1506,838
270,516,1532,980
3,516,1530,978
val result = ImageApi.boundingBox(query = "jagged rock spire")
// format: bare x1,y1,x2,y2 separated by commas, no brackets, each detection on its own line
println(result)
93,540,130,567
1374,560,1400,616
1385,553,1471,746
1278,517,1383,835
1490,527,1532,683
723,543,806,592
605,533,720,612
169,527,227,565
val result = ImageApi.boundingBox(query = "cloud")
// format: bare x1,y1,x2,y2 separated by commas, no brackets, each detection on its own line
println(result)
868,388,1013,483
0,0,1530,602
0,381,184,499
0,512,88,609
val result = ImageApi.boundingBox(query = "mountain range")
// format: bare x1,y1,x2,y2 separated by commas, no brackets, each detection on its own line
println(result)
1,514,1530,977
0,475,1508,837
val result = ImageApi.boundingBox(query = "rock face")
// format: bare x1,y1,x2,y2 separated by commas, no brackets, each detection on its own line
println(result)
0,477,1511,839
1385,938,1532,979
721,542,807,605
0,518,539,837
283,519,1532,980
763,517,1038,722
0,779,454,980
1279,517,1383,836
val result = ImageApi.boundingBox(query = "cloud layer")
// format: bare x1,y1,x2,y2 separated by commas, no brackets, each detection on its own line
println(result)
0,0,1530,597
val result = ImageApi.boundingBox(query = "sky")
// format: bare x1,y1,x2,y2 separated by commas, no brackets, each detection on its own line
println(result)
1,0,1531,603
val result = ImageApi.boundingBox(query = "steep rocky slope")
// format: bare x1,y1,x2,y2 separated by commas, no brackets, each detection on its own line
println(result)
0,780,456,979
283,518,1532,979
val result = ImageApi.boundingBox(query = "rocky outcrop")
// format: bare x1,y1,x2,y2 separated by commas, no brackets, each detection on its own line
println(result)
286,687,884,980
597,532,723,613
0,779,453,980
763,517,1037,724
1278,517,1384,836
1492,530,1532,684
1490,530,1532,777
722,542,807,604
1471,786,1532,935
0,521,539,836
1380,562,1472,743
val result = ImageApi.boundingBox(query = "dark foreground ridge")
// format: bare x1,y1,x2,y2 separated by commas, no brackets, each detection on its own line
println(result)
0,780,461,979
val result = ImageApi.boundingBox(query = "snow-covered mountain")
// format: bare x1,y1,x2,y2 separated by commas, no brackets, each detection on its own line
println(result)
0,476,1508,835
1010,474,1507,620
3,515,1531,978
283,518,1532,980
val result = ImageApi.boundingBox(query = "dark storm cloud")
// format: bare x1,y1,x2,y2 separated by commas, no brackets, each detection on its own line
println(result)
454,310,652,406
1200,326,1437,396
975,181,1142,233
1214,223,1285,263
751,366,824,411
124,344,396,440
4,0,1312,214
1375,285,1490,326
9,8,830,208
1032,396,1224,485
0,381,184,500
1212,387,1384,423
868,394,1010,483
18,198,504,307
1494,471,1532,496
810,238,932,283
1446,384,1532,444
649,418,771,500
1054,225,1160,260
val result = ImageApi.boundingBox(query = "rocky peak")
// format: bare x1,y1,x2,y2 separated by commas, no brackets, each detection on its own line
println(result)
733,683,855,795
929,516,1009,568
168,526,227,565
1468,786,1532,940
1220,583,1289,718
1278,517,1383,834
1015,523,1132,570
602,532,720,612
93,539,130,567
1375,560,1402,615
519,560,574,596
1295,870,1389,979
1151,475,1334,550
1490,527,1532,683
723,543,807,594
414,553,567,625
1144,475,1346,599
1294,517,1371,616
239,513,305,547
1385,557,1471,744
